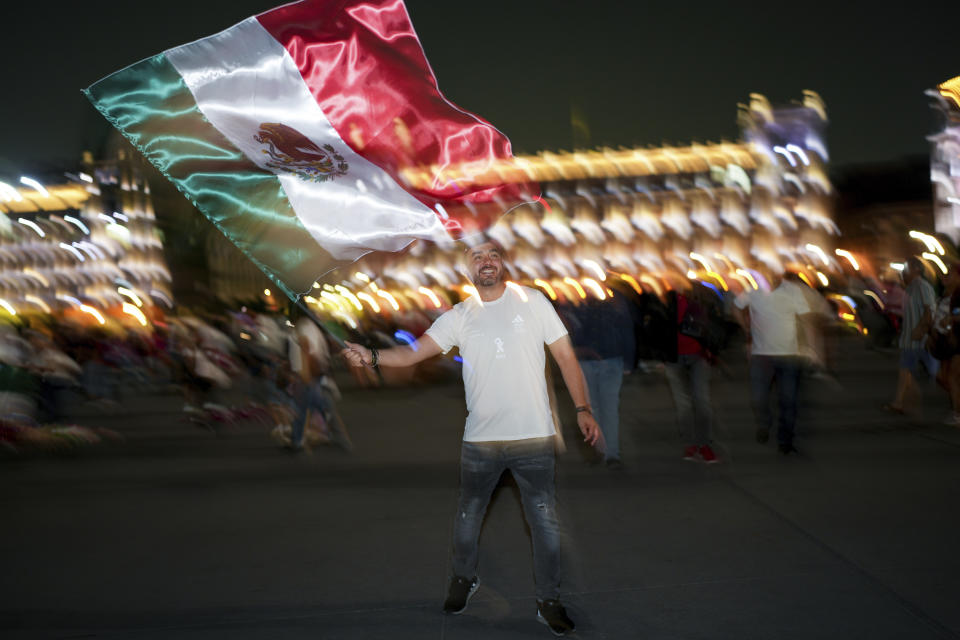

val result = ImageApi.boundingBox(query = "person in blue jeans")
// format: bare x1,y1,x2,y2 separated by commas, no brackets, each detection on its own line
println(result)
734,268,813,455
562,290,636,468
342,240,600,636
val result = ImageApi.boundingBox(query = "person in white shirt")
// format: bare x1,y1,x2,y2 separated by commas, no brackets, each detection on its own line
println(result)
287,308,343,451
734,268,812,455
342,240,599,636
884,257,938,414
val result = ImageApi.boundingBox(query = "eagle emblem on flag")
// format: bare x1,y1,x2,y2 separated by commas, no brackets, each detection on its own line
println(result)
254,122,349,183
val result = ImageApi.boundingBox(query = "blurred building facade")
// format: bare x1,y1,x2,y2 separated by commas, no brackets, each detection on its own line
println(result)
343,92,836,310
928,76,960,245
0,140,171,323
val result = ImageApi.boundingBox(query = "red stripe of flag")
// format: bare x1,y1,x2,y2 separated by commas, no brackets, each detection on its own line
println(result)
256,0,537,234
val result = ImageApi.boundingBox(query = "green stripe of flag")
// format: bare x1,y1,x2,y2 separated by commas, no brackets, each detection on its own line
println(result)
84,54,340,300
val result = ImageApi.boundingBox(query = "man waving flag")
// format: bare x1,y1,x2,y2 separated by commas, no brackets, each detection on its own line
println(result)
85,0,535,300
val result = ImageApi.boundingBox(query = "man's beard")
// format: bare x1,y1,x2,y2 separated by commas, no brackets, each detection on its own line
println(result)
474,268,501,287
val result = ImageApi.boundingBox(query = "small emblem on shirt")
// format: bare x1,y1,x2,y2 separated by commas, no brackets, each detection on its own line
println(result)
494,337,506,359
512,314,525,332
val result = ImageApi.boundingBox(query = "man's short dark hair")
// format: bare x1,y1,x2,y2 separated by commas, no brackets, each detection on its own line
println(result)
906,256,925,275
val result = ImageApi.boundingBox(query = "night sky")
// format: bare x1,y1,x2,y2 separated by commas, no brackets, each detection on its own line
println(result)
1,0,958,176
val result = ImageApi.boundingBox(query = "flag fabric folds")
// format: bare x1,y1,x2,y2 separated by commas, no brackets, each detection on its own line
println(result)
85,0,534,300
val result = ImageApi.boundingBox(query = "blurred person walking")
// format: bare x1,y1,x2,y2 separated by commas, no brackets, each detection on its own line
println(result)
734,268,813,455
884,257,937,415
342,240,600,636
564,289,636,469
665,286,720,463
286,305,350,452
927,262,960,424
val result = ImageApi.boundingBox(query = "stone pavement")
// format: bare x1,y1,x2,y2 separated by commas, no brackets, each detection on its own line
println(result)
2,335,960,639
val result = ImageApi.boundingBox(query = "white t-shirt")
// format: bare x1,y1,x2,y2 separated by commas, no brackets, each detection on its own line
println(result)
426,286,568,442
735,280,811,356
289,319,329,374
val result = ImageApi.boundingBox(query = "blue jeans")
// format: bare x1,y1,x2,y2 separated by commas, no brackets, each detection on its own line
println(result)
750,355,801,446
664,354,713,446
290,378,332,448
452,439,561,600
579,357,624,460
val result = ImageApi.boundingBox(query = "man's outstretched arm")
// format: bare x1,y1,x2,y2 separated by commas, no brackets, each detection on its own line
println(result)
342,335,443,369
547,335,602,446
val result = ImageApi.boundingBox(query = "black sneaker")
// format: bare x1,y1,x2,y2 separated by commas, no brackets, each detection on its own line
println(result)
536,599,576,636
443,575,479,614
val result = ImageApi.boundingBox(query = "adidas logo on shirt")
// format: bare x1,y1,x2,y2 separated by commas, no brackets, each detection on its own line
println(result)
512,314,525,331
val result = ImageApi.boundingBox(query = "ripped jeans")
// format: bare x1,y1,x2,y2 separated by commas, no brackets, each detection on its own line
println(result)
452,438,560,600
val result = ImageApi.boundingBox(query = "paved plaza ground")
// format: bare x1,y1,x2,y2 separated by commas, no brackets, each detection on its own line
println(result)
3,336,960,639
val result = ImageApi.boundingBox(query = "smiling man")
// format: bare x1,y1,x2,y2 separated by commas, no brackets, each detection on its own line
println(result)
343,239,599,636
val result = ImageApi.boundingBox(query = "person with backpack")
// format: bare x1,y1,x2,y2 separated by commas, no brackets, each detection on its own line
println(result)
664,285,720,463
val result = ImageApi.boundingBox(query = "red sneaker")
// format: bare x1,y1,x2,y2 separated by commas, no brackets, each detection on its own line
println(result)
699,445,719,464
683,445,699,461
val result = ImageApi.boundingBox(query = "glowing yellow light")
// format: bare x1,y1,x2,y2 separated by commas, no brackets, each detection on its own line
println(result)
313,295,337,312
689,252,715,272
713,253,735,271
804,243,829,266
705,271,728,291
418,286,442,308
606,287,614,297
122,302,148,327
863,290,884,310
320,290,344,311
332,311,358,330
863,327,869,336
356,292,381,312
581,278,606,300
505,281,529,302
797,272,814,288
355,272,371,283
377,289,401,311
264,289,272,297
922,252,948,274
835,249,860,271
910,231,944,256
582,259,606,281
117,286,143,307
0,299,16,316
80,304,105,325
816,271,829,287
735,269,758,290
461,285,478,298
616,273,643,296
840,312,856,321
533,279,557,301
335,285,364,311
686,270,697,279
24,295,50,313
313,281,321,289
563,277,587,299
639,275,664,297
23,268,49,287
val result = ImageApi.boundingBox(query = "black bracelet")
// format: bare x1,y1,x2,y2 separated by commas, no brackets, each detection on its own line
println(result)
368,347,379,368
576,405,592,414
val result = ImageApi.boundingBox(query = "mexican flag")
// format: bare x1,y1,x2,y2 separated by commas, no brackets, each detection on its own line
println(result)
85,0,534,300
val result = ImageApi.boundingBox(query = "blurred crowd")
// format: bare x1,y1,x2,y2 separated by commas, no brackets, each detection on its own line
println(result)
4,249,958,461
